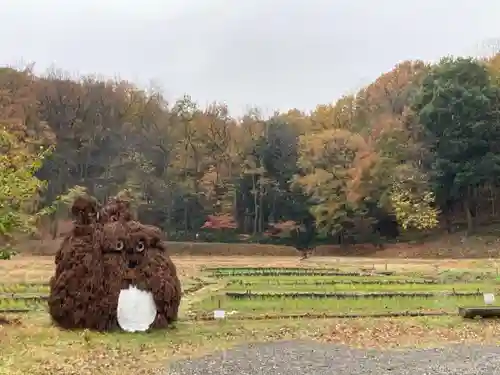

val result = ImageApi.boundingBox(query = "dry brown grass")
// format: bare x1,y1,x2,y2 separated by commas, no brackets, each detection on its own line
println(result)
0,255,310,283
2,254,500,374
1,254,497,284
2,314,500,375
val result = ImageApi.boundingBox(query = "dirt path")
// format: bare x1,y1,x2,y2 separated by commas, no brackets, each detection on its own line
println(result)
178,279,228,318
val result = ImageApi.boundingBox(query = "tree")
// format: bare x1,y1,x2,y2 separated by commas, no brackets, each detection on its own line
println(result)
3,52,500,249
293,128,373,241
0,126,51,258
411,57,500,234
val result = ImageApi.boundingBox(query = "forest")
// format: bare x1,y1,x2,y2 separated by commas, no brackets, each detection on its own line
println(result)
2,53,500,251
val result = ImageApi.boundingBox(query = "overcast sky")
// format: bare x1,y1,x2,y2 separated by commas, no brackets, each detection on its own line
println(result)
1,0,500,116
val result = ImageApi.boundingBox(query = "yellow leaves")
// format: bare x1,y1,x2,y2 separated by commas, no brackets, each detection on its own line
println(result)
295,121,438,235
308,95,357,132
293,169,337,196
276,109,311,135
0,127,52,240
297,128,379,204
297,128,370,171
389,181,439,230
38,185,89,218
293,127,384,234
486,52,500,84
127,151,155,174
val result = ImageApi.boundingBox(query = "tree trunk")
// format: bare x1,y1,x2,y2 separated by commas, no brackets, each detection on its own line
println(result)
50,212,58,240
463,198,474,236
459,306,500,319
184,197,188,232
259,175,264,234
489,184,496,217
251,175,258,235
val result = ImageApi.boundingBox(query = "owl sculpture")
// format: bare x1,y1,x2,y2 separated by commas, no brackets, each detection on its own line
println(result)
100,220,181,330
48,195,181,332
49,195,107,330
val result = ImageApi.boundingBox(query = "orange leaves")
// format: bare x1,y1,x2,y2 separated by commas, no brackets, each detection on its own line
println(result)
369,112,405,141
296,128,378,205
0,68,55,150
265,220,300,237
199,166,219,197
355,60,427,160
298,129,369,168
361,60,428,114
346,149,379,204
201,214,237,230
293,61,431,226
309,95,357,132
293,127,385,237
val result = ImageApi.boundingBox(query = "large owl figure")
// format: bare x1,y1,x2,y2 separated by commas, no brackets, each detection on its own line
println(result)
48,195,181,332
99,220,182,330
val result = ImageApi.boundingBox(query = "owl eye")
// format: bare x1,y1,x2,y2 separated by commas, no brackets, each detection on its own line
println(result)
115,240,124,251
136,241,145,252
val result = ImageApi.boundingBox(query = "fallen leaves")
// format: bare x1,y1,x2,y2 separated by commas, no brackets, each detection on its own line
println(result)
3,313,500,375
321,317,500,348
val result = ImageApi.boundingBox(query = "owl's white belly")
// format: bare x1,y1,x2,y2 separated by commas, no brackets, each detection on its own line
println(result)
117,285,157,332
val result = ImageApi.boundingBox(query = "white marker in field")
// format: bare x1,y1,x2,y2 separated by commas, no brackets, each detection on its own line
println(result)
213,310,226,319
484,293,495,305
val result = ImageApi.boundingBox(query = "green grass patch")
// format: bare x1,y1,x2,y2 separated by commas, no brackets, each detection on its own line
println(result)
0,297,46,311
0,283,50,294
191,294,486,317
225,281,493,293
203,267,341,272
225,275,434,284
438,270,500,283
211,270,361,277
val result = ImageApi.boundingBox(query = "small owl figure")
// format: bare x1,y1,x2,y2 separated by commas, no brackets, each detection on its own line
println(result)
49,195,108,330
54,194,100,270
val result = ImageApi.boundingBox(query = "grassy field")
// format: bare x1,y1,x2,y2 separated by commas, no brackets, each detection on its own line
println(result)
2,255,500,374
189,266,500,319
193,294,484,316
224,280,494,292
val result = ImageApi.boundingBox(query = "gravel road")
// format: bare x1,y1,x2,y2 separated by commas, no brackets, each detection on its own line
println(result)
167,341,500,375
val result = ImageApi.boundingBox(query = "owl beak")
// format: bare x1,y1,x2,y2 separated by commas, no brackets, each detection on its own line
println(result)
126,246,142,269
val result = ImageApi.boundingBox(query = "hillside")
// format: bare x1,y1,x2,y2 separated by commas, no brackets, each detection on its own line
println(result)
3,55,500,251
19,223,500,259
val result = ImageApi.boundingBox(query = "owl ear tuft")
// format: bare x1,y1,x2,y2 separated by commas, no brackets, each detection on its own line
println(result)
142,225,164,247
71,195,99,225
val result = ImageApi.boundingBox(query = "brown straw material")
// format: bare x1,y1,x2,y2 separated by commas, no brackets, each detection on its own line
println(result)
48,195,181,331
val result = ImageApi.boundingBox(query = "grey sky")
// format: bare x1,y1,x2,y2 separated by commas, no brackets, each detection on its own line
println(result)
1,0,500,116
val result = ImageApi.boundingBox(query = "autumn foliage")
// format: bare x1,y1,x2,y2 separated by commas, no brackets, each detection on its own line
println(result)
201,214,237,229
2,53,500,251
